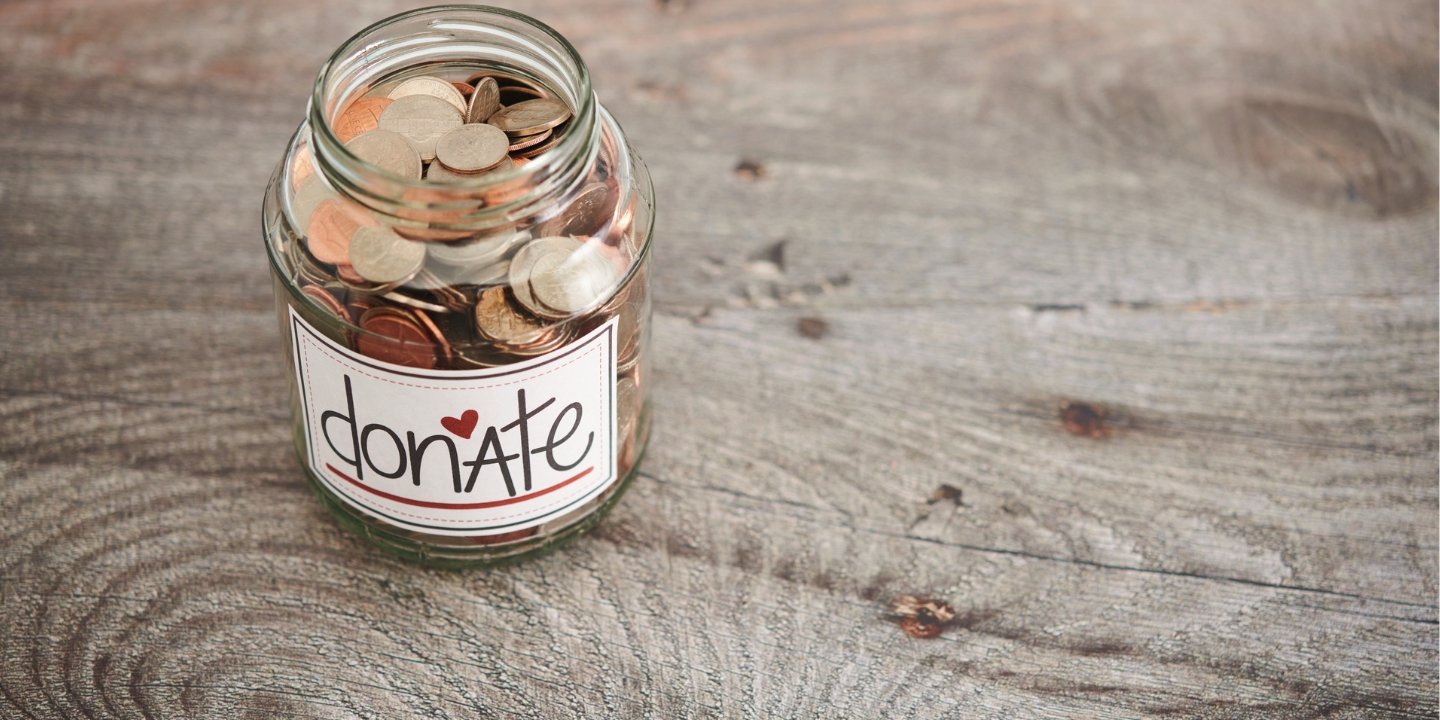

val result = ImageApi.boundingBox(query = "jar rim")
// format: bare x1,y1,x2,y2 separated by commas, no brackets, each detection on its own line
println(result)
306,5,598,226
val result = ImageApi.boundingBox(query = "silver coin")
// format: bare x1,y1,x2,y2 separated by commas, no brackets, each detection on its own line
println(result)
427,228,528,268
290,174,336,231
435,123,510,172
388,75,468,115
507,236,584,318
425,154,515,184
378,95,464,162
488,98,572,136
349,225,426,285
528,241,620,316
467,77,501,124
345,130,423,179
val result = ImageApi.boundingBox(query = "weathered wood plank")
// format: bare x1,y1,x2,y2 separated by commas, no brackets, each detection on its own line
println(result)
0,0,1434,716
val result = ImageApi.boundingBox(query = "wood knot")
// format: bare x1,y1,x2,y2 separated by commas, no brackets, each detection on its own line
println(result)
889,595,956,639
1060,401,1110,438
734,158,767,180
1212,98,1435,218
796,317,828,339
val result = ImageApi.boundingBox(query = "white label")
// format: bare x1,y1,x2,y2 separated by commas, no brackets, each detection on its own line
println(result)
289,306,617,536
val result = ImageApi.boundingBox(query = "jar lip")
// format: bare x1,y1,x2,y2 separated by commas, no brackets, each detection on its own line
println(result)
307,4,596,202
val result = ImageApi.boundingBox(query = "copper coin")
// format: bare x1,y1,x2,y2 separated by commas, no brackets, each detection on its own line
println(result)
513,124,566,158
334,263,366,285
537,182,611,238
467,77,501,124
306,199,374,265
452,81,474,97
300,285,348,321
488,98,571,136
333,97,393,143
290,145,314,191
345,297,376,324
410,308,453,366
357,307,437,369
507,128,551,152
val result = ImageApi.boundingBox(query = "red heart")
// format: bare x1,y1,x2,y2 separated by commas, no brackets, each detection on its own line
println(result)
441,410,479,439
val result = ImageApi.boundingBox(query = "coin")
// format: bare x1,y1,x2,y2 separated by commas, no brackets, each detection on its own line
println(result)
536,182,611,238
452,81,474,97
473,287,550,346
291,174,335,231
435,123,510,172
507,235,584,318
467,77,500,124
345,130,423,179
333,97,393,143
378,95,464,162
513,125,566,158
388,75,468,115
290,146,314,191
487,98,571,136
300,284,349,322
528,241,620,316
507,128,551,152
349,225,426,285
335,263,366,285
358,307,437,369
307,199,375,265
427,228,526,268
410,307,454,366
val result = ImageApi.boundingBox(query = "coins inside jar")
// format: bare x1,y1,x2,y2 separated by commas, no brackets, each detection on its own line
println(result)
290,67,643,384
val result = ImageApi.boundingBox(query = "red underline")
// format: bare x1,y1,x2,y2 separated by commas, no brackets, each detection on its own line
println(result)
327,464,593,509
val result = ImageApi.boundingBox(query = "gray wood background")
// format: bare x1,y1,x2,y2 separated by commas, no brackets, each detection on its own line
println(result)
1,0,1436,717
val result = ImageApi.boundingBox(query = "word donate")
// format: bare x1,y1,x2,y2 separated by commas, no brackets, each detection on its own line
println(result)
290,306,617,536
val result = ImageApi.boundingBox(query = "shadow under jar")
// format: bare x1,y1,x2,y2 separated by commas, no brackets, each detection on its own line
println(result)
262,5,654,568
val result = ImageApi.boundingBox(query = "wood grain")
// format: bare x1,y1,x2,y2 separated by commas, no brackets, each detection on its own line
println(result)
0,0,1435,717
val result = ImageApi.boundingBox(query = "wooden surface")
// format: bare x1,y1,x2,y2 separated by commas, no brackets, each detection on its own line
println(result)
1,0,1436,717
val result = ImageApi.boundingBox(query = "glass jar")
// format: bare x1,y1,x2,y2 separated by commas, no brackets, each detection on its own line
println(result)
261,5,654,568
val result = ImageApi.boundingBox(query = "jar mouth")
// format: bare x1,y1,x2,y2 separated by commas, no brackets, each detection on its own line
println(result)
306,5,598,231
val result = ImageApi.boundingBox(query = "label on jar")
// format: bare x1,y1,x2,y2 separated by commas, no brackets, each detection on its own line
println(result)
288,306,617,536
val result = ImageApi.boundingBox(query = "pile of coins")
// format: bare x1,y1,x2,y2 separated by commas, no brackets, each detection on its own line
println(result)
277,69,647,436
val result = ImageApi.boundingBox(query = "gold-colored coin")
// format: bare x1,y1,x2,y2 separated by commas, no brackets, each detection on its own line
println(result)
377,95,464,162
473,287,549,346
387,75,468,115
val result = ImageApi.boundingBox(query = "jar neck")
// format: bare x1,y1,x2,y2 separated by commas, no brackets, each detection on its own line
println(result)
306,5,598,233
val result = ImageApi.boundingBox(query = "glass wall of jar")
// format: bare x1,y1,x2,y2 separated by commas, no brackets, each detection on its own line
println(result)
261,5,654,568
